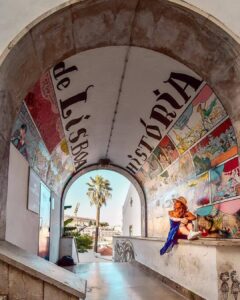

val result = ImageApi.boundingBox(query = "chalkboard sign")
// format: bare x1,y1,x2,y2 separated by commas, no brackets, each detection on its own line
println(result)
28,168,41,214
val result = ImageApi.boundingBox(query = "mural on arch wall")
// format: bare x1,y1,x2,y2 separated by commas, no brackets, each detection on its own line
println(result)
11,103,50,182
136,83,240,239
210,157,240,203
11,72,74,196
190,118,238,176
197,199,240,238
9,46,240,237
168,84,227,154
153,135,179,170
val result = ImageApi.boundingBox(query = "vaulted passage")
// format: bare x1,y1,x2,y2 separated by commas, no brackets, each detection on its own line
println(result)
10,46,240,240
1,1,240,299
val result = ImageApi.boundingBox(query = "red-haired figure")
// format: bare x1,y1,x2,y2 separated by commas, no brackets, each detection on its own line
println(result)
160,197,201,255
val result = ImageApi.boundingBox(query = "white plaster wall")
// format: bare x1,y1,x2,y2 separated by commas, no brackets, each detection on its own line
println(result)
113,237,218,300
60,237,79,264
6,144,39,254
122,185,141,236
0,0,65,53
184,0,240,37
6,145,65,261
0,0,240,56
49,193,61,263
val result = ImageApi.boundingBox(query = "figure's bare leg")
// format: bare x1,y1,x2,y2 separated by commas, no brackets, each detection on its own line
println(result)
178,226,190,236
187,223,193,231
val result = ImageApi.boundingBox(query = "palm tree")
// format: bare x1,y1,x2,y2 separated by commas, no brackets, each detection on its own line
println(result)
86,175,112,252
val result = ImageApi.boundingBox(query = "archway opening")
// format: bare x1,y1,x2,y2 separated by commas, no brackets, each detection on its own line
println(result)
5,44,240,264
2,1,240,299
63,169,141,263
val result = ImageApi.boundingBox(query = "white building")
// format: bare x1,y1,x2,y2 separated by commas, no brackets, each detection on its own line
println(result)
122,185,141,236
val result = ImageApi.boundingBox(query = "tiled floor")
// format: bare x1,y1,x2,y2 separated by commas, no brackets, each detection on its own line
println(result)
69,262,186,300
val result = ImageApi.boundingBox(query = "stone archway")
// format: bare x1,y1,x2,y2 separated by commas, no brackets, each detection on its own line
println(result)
61,163,147,236
1,0,240,241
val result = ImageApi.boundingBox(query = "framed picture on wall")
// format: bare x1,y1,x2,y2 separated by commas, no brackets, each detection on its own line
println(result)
28,168,41,214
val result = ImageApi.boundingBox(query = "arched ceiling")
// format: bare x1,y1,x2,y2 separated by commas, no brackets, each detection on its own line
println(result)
1,0,240,55
11,46,234,196
3,0,240,241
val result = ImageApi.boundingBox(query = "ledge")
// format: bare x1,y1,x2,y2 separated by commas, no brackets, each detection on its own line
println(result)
0,241,86,299
113,236,240,247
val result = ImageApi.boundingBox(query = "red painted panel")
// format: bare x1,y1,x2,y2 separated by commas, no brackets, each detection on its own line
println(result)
25,72,64,154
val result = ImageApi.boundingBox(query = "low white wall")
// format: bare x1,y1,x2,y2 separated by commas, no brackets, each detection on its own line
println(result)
49,193,61,263
60,237,79,264
6,144,61,262
6,145,39,254
113,236,236,300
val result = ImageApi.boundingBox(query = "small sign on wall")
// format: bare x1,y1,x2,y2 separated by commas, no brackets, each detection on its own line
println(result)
28,168,41,214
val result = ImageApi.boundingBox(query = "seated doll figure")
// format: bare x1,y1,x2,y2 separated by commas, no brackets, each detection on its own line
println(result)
160,197,201,255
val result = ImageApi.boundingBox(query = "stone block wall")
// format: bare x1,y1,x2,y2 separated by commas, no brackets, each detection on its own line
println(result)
0,260,80,300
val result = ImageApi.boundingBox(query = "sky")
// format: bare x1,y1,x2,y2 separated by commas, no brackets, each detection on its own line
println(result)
64,170,131,227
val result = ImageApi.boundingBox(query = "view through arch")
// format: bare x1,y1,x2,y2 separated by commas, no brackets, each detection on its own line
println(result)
63,169,141,261
6,46,240,260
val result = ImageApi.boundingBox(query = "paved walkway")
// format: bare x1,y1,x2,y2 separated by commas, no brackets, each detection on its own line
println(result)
78,250,112,264
69,262,187,300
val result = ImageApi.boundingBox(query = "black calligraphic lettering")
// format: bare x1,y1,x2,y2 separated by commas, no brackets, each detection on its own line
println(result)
126,166,137,174
128,163,138,171
138,136,153,153
66,116,84,131
74,151,88,163
66,115,90,131
154,91,184,109
69,128,88,144
57,78,70,90
71,140,88,156
53,62,78,81
127,163,138,172
128,155,141,166
135,148,147,161
140,118,162,141
60,85,94,119
150,104,175,129
164,72,203,103
75,152,88,170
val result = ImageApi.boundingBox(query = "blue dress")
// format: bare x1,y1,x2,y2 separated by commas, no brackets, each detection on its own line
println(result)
160,219,180,255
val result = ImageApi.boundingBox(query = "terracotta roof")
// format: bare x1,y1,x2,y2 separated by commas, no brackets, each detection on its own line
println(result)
97,246,112,256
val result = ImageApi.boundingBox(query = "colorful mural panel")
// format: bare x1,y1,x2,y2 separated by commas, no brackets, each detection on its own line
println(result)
190,118,237,176
178,151,195,182
47,140,74,195
210,157,240,203
153,136,179,170
25,72,64,154
197,199,240,238
169,84,227,154
141,153,163,180
177,172,210,211
11,103,50,181
11,102,74,195
193,172,211,207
